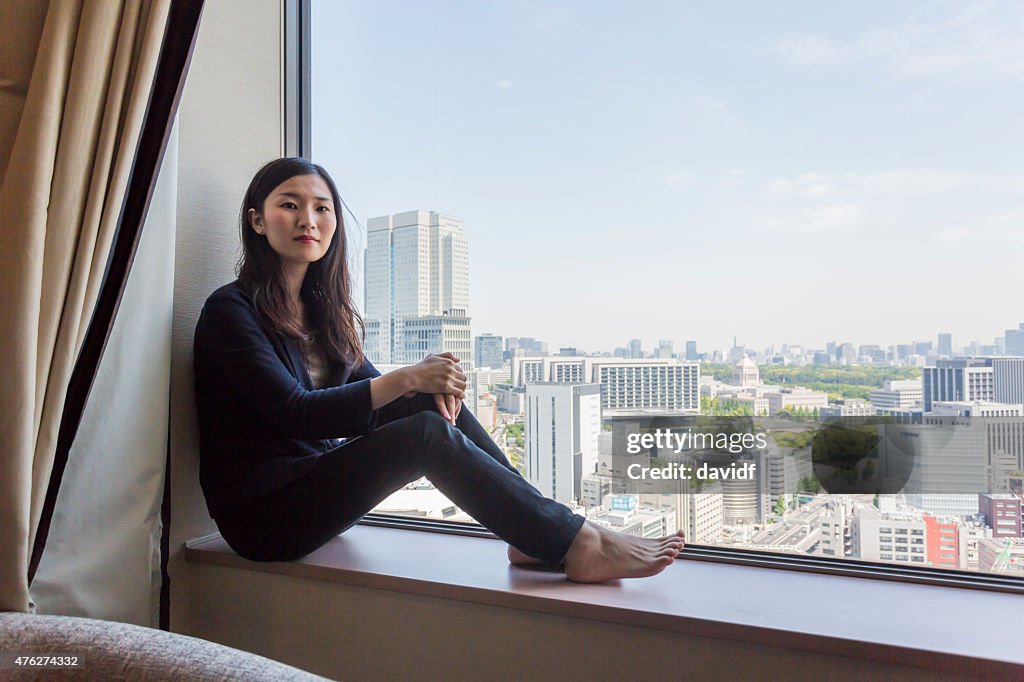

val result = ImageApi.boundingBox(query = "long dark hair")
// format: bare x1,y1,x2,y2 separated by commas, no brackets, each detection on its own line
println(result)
237,157,364,366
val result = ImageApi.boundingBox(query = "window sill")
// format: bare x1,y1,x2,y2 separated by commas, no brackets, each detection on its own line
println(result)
185,524,1023,678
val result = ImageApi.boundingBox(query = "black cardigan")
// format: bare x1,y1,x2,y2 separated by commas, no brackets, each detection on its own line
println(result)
193,281,381,518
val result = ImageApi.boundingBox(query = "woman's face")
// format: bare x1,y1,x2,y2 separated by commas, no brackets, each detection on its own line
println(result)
249,173,337,270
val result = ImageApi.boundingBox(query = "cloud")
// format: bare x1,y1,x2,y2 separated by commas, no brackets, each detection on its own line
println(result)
665,171,691,189
774,37,847,66
774,2,1024,81
766,170,1024,198
991,211,1024,225
767,173,840,196
494,79,515,89
934,227,971,241
763,204,862,232
991,212,1024,240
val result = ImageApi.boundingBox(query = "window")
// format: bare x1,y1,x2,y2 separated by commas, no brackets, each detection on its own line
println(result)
309,0,1024,588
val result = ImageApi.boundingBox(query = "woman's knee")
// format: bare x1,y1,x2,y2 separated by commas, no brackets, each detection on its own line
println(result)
404,409,454,438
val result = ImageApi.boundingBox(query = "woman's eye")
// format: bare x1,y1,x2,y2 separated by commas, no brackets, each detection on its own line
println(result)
282,202,297,209
317,206,331,213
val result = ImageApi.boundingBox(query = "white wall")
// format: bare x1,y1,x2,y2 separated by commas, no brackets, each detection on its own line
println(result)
168,0,282,633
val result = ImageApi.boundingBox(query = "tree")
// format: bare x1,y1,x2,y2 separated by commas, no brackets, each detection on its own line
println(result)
798,475,822,494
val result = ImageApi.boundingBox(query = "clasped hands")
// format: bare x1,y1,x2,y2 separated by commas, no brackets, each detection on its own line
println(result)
403,352,467,425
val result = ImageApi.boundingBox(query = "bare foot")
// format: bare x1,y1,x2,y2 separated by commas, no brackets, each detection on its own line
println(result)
563,522,685,583
507,544,543,566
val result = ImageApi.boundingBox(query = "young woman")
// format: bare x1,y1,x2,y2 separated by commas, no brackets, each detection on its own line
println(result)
193,157,684,582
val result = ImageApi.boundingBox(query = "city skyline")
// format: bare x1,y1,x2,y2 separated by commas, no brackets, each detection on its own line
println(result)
312,1,1024,352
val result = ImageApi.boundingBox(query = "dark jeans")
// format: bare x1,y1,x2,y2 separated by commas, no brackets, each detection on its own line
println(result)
216,392,585,570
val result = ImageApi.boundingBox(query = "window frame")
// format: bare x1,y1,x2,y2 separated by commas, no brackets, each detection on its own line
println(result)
297,3,1024,597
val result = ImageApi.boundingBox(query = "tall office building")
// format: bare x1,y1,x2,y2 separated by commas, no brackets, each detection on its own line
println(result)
1005,323,1024,356
685,340,698,361
880,421,989,518
993,357,1024,405
524,383,602,504
938,333,953,356
474,333,503,369
364,210,469,365
870,379,923,411
511,356,700,413
392,312,471,366
922,358,994,412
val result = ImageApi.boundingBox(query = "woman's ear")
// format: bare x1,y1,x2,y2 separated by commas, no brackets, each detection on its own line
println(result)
248,208,265,235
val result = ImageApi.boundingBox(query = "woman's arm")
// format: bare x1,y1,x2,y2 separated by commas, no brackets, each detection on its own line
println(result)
371,353,467,412
195,287,377,439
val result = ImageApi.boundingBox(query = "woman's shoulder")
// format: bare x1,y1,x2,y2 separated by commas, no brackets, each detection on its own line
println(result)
203,279,249,306
195,280,262,340
199,280,257,318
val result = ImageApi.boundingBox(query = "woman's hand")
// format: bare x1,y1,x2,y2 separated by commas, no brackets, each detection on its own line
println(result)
389,353,466,423
371,353,464,410
432,392,463,425
405,352,467,398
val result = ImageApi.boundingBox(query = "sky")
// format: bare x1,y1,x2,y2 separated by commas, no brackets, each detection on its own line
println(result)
310,0,1024,355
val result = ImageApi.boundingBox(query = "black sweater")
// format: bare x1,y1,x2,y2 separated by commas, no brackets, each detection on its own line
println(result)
193,281,380,517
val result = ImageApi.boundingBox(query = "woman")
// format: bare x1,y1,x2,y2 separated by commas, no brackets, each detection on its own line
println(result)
193,157,684,582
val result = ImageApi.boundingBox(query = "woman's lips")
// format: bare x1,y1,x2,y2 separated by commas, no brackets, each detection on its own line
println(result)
295,236,318,243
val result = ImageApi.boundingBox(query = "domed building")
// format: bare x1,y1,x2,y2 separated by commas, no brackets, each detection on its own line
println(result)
732,356,760,387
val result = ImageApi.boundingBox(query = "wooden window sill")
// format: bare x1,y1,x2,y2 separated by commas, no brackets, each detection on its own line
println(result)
185,524,1023,678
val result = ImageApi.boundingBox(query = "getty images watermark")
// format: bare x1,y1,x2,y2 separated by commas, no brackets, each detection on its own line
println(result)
624,428,765,481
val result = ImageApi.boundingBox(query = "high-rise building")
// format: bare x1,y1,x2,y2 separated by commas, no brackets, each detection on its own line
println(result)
364,210,469,365
836,342,856,365
392,311,471,366
1005,323,1024,356
869,379,923,411
938,333,953,356
978,494,1022,538
524,383,602,504
685,340,698,361
922,358,994,412
994,357,1024,405
852,506,961,569
511,357,700,413
474,333,503,369
880,420,989,518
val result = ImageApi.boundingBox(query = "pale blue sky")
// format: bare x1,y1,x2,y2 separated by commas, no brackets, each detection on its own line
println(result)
311,0,1024,354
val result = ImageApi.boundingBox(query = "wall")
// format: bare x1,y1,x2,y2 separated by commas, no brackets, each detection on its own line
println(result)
168,0,282,633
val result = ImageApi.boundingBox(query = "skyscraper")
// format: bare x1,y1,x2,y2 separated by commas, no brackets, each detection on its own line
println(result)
922,358,994,412
474,333,504,369
938,333,953,356
364,210,469,365
1006,323,1024,356
993,357,1024,405
524,383,602,504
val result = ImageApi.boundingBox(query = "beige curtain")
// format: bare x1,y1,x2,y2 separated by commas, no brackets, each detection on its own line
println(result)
0,0,171,613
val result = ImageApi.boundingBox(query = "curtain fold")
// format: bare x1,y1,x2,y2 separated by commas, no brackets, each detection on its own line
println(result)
0,0,171,614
